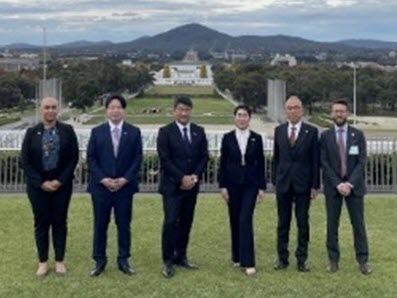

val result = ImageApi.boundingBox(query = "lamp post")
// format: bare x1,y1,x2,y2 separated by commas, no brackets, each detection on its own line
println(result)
353,63,357,126
43,27,47,91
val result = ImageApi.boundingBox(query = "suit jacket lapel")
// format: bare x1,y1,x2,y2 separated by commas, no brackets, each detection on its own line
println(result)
245,131,255,157
190,124,198,149
172,122,185,146
329,127,341,165
281,123,290,150
55,122,66,151
104,122,115,159
292,123,308,151
346,126,356,161
117,123,128,157
33,123,44,168
231,130,243,161
346,126,352,151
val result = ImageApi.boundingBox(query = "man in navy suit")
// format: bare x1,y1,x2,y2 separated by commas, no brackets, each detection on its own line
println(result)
87,94,142,277
272,96,320,272
157,95,209,278
320,99,371,275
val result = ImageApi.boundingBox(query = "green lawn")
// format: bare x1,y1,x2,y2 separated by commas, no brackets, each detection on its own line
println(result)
0,116,21,126
0,194,396,297
146,85,215,95
84,97,235,125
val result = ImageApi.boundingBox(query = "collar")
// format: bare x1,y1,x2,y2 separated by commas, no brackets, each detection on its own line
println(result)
108,120,124,131
235,128,250,136
288,120,302,130
175,121,191,131
334,123,348,132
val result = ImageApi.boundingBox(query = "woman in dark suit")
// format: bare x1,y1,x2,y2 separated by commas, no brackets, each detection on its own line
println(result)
218,105,266,276
21,97,79,277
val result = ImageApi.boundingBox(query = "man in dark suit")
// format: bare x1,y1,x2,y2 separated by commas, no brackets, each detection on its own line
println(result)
320,99,371,275
87,94,142,277
272,96,320,272
157,95,209,278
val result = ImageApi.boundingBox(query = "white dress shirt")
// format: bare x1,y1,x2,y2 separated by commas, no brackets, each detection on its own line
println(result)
176,121,191,142
235,128,250,165
109,120,124,133
288,120,302,140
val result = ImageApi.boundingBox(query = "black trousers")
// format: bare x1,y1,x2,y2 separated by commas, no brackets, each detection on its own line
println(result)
276,185,311,265
91,192,133,266
27,184,73,262
161,190,197,263
227,184,258,267
325,194,369,264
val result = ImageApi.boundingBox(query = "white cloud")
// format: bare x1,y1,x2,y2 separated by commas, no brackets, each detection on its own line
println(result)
0,0,396,43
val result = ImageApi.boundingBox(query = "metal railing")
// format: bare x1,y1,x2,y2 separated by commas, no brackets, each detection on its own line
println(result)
1,138,396,193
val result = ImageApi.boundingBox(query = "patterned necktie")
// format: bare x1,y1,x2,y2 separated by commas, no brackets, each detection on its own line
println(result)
337,128,347,177
289,126,297,146
112,127,120,157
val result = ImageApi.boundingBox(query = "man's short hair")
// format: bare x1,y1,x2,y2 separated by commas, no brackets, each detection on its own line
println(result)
234,105,252,117
332,99,349,110
174,95,193,109
105,94,127,109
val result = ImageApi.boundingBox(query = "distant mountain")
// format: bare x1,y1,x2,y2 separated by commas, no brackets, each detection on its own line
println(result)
2,23,396,54
55,40,113,49
0,40,113,50
122,23,231,51
119,23,351,53
338,39,397,50
2,43,39,49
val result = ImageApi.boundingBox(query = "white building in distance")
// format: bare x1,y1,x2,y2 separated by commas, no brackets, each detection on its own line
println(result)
153,49,213,85
270,54,297,67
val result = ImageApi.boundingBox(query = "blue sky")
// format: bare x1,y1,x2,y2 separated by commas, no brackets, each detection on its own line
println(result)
0,0,396,45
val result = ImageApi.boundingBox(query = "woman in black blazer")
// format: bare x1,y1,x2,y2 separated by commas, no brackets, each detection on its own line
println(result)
21,97,79,277
218,105,266,276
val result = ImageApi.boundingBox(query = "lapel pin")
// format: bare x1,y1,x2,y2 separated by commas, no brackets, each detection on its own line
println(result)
37,131,41,135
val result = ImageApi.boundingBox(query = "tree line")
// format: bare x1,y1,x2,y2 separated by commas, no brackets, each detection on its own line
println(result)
0,60,153,111
213,63,397,115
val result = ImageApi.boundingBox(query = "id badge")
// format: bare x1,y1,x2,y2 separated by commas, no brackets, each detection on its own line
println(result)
349,145,359,155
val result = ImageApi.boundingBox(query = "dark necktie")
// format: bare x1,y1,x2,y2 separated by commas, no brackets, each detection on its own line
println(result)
337,128,347,178
289,126,297,146
182,127,192,154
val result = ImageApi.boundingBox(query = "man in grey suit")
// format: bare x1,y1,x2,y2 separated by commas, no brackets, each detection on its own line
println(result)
320,99,371,275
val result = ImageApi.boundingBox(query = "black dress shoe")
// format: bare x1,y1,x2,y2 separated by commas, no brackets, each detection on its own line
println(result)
174,259,198,270
162,263,175,278
118,264,136,276
273,261,289,270
359,263,372,275
90,263,106,277
297,263,310,272
326,261,339,273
